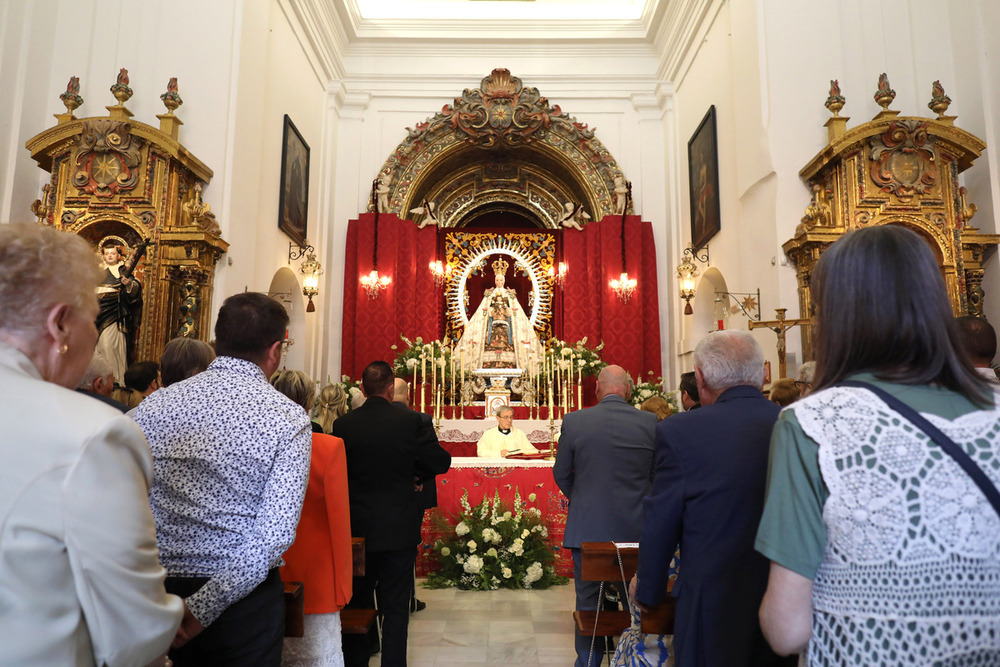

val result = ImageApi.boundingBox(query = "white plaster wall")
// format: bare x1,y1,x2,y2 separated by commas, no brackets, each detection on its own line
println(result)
0,0,329,377
667,0,1000,380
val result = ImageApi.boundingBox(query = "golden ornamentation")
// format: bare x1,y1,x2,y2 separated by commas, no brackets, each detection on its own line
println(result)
26,76,228,363
928,80,952,118
825,80,845,117
785,76,999,346
491,257,510,276
73,119,142,198
869,120,938,203
874,73,896,111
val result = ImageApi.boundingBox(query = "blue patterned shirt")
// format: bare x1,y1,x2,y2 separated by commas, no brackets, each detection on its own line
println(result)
132,356,311,626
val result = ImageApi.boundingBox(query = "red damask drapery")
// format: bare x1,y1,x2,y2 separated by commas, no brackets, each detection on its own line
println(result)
341,213,662,386
340,213,441,380
561,215,662,385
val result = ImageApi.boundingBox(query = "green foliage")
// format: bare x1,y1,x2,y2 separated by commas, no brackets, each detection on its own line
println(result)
425,490,567,591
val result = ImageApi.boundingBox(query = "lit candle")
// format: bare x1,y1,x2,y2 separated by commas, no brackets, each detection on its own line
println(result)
577,360,583,411
419,351,425,414
431,344,437,415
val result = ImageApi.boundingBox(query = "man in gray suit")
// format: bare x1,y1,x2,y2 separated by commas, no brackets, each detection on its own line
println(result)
554,364,657,667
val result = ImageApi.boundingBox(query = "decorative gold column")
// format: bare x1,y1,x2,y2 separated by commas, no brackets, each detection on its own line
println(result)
26,72,229,363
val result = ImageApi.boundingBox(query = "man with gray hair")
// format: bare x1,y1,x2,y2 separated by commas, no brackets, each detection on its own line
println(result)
475,404,538,457
555,364,657,667
635,330,792,667
76,352,128,412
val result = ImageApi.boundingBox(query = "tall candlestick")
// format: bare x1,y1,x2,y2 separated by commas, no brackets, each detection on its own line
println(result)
419,351,426,414
577,361,583,411
547,350,554,420
450,342,456,418
459,345,466,420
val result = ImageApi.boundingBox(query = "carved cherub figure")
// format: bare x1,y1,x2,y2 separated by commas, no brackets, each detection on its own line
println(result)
558,202,591,230
614,176,628,214
375,178,390,213
408,200,438,228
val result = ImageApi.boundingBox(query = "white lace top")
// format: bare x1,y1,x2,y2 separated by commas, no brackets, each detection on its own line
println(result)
792,385,1000,666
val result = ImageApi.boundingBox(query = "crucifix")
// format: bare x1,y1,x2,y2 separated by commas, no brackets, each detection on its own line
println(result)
748,308,811,379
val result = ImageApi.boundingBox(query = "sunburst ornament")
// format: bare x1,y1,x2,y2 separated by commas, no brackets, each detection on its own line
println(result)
445,235,553,333
741,294,758,316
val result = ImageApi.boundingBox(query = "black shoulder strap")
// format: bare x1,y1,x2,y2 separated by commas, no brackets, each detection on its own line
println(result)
840,380,1000,518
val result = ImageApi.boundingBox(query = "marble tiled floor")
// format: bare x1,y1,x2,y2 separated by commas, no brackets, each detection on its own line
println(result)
368,579,580,666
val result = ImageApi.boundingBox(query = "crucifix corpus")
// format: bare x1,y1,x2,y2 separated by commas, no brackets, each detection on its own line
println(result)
748,308,810,380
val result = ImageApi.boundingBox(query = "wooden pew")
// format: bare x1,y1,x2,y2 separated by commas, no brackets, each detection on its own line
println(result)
572,541,675,642
341,537,378,635
285,537,376,638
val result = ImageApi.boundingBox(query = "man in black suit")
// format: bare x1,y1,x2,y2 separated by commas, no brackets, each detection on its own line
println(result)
635,331,793,667
554,364,657,667
390,377,442,614
334,362,450,667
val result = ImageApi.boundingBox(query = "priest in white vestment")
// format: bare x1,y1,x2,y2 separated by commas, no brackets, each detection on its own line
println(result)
476,405,538,458
459,257,542,371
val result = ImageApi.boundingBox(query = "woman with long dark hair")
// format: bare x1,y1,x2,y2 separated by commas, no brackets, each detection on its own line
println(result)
755,225,1000,664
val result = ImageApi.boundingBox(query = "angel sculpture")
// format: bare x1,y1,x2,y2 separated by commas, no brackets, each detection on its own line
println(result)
408,200,439,229
557,202,590,230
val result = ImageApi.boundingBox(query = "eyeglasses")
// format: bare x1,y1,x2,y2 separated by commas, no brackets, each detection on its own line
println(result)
793,380,810,389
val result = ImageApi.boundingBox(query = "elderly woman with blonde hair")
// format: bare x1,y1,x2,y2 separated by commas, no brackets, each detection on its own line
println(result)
271,370,352,667
0,224,182,665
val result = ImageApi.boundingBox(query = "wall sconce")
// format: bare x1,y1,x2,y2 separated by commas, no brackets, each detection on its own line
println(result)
547,262,568,289
300,252,324,312
429,260,452,287
610,181,637,303
676,245,709,315
289,242,324,313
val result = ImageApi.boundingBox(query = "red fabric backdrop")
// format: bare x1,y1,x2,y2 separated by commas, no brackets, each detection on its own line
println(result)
561,215,662,383
341,213,661,384
341,213,441,379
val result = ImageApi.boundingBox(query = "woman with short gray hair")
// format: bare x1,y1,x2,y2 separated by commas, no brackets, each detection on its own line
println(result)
0,223,182,665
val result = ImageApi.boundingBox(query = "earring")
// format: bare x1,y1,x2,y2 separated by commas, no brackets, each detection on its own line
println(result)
59,344,68,355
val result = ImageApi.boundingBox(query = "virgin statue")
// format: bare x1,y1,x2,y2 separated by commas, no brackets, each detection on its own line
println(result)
460,257,542,370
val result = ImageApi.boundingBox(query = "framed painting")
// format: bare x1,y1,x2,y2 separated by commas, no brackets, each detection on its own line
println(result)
278,114,310,246
687,105,721,250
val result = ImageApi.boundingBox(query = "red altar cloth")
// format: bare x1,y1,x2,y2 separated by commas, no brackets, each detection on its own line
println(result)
418,460,572,578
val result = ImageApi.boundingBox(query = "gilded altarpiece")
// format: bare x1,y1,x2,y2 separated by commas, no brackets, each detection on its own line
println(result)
783,77,998,360
25,74,228,364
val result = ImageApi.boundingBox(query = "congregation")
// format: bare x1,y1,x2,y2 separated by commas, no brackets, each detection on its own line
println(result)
2,220,1000,667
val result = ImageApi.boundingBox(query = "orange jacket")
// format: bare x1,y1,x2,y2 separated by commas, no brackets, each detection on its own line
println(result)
280,433,353,613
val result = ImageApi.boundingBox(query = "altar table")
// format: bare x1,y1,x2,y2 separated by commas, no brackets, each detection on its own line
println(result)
418,457,573,577
435,418,562,457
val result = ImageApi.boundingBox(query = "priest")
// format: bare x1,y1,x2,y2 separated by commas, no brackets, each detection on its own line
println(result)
476,405,538,458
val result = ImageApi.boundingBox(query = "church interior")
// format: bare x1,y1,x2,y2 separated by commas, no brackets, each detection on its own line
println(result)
3,1,1000,664
3,0,998,395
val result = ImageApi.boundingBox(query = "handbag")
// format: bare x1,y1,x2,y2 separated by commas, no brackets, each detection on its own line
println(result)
840,380,1000,518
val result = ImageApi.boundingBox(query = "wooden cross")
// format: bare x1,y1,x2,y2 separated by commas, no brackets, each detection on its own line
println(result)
748,308,810,380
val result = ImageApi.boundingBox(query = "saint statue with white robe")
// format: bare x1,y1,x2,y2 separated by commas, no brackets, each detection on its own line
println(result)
459,257,541,371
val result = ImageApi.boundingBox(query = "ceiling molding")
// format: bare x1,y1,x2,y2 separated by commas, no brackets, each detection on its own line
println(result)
280,0,724,89
653,0,723,83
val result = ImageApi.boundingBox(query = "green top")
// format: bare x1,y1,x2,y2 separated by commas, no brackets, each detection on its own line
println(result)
754,372,986,579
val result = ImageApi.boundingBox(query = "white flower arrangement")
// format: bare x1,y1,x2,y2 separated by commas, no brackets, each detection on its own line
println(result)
427,489,566,591
463,555,484,574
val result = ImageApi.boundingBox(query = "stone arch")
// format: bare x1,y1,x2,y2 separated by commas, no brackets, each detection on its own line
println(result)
374,69,630,228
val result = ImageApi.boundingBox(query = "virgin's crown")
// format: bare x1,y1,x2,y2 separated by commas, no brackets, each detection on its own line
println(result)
492,257,509,275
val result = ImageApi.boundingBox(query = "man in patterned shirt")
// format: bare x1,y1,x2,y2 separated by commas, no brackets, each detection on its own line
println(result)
132,293,311,665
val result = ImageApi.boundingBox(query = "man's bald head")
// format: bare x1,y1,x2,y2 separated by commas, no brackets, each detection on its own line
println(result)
596,364,631,401
392,377,409,405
